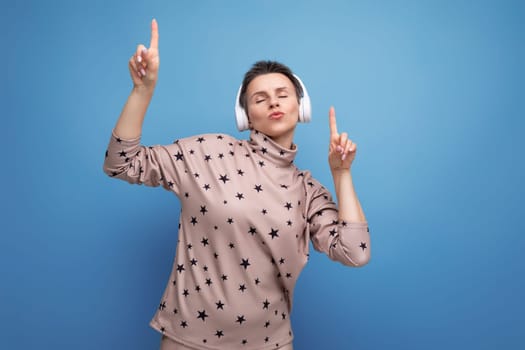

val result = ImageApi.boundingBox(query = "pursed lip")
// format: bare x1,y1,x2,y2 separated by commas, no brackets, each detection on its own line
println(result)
269,111,284,119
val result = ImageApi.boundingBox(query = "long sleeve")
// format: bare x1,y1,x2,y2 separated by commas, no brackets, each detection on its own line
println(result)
304,173,371,267
102,129,186,196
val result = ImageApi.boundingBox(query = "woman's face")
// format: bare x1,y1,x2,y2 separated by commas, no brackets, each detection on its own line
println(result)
245,73,300,148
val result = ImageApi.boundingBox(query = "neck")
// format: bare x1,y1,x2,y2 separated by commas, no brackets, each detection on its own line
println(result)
269,129,296,150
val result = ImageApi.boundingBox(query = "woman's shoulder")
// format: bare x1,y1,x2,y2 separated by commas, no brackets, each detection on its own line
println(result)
294,167,329,193
173,133,240,147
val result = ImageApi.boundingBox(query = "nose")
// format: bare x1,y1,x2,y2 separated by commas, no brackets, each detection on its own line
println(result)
269,95,280,108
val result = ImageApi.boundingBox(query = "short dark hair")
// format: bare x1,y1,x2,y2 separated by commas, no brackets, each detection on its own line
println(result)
239,60,303,112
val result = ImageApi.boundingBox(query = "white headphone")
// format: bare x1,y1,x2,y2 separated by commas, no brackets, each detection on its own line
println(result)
234,74,312,131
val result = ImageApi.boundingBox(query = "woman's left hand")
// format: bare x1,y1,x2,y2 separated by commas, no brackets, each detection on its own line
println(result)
328,106,357,171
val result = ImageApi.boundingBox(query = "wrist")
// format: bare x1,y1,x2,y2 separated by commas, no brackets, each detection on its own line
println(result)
132,84,155,97
330,167,351,176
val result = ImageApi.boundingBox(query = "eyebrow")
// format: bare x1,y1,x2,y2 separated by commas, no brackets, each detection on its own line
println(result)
250,87,289,99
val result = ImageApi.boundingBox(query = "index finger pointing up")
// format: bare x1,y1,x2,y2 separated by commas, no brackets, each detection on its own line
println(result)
329,106,338,137
150,18,159,49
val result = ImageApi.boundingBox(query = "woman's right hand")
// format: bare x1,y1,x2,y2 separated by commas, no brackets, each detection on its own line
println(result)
128,19,159,89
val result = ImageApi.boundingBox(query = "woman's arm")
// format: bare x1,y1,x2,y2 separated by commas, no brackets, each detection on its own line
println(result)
114,19,160,139
328,106,367,223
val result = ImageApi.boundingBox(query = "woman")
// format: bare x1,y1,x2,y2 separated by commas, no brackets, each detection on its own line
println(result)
103,19,371,350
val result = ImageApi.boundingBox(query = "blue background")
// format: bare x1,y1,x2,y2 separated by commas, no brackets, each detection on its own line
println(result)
3,0,524,349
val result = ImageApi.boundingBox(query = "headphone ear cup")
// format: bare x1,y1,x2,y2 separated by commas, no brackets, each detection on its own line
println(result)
294,74,312,123
235,85,250,131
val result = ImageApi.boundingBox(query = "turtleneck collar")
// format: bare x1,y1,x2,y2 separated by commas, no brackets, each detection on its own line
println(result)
247,129,297,168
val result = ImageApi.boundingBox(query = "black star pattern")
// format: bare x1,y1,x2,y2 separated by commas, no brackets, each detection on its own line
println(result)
240,258,251,270
360,242,368,250
219,174,230,184
174,151,184,161
268,228,279,239
104,131,358,347
197,310,209,321
236,315,246,325
119,150,127,157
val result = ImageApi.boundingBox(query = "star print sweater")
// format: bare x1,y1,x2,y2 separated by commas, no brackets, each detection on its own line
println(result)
103,129,370,350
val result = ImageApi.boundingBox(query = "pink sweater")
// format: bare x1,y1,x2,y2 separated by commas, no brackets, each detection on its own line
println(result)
103,129,370,350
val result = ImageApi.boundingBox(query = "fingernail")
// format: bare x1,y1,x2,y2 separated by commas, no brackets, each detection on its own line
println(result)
137,55,142,63
142,48,148,54
336,145,343,153
137,70,142,78
342,153,346,161
141,68,146,76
